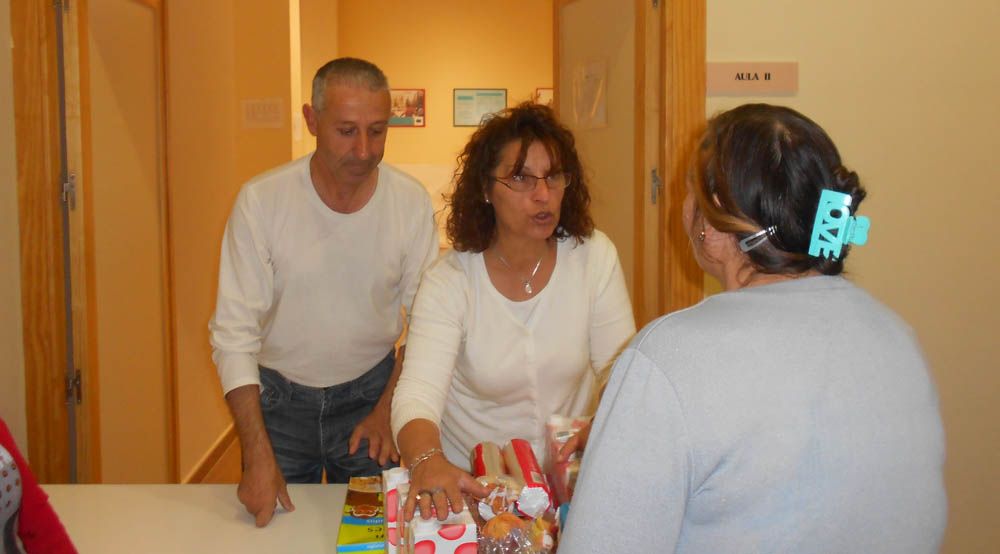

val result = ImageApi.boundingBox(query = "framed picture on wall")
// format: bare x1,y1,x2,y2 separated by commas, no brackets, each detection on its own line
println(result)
389,89,426,127
534,87,554,107
453,88,507,127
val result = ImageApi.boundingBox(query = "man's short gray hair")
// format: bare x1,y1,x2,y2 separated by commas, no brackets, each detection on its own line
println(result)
311,58,389,111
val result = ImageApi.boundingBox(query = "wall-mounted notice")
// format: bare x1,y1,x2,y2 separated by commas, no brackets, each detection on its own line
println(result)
706,62,798,96
241,98,285,128
389,89,426,127
453,89,507,127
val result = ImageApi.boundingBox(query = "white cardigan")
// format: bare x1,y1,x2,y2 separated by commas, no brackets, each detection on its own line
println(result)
392,230,636,468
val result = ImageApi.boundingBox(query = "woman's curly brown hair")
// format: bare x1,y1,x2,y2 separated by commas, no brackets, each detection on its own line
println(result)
446,101,594,252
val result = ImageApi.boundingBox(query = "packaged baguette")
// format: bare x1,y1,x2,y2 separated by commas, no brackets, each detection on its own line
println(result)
501,439,552,519
470,441,518,519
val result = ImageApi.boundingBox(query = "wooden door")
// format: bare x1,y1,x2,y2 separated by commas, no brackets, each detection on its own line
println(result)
555,0,703,327
12,0,83,483
14,0,176,483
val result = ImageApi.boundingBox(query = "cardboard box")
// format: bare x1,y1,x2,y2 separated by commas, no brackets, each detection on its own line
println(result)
337,476,386,553
402,506,477,554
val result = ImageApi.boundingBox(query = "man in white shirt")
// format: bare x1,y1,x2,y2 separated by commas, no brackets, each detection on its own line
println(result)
209,58,438,527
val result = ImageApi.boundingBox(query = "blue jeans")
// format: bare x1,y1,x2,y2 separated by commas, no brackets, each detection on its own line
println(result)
258,351,398,484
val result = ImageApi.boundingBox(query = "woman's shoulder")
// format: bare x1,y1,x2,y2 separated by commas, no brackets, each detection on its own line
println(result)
424,248,481,285
560,228,619,263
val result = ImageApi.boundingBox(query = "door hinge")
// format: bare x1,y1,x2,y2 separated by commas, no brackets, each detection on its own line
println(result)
652,0,660,8
66,369,82,405
61,173,77,209
651,168,664,204
54,0,70,12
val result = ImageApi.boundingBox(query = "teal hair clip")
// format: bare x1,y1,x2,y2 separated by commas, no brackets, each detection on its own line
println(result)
808,189,870,260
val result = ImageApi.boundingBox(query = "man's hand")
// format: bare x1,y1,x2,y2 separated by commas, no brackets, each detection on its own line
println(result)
225,383,294,527
237,457,295,527
349,401,399,466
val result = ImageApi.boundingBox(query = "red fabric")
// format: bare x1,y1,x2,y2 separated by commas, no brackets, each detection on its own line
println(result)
0,418,77,553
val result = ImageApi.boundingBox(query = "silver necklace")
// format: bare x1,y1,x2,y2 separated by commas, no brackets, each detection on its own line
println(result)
497,253,543,295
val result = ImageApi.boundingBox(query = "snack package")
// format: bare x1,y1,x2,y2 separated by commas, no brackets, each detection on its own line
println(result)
471,441,520,519
383,467,410,554
502,439,552,519
337,475,386,553
468,439,558,553
544,415,590,506
471,442,505,483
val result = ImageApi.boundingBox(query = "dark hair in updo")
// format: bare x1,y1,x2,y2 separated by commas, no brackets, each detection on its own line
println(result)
693,103,867,276
447,102,594,252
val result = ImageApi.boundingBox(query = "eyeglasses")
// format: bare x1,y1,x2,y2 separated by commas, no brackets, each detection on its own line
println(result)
492,172,571,193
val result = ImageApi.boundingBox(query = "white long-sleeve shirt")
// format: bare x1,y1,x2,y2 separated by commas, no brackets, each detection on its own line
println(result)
210,155,439,394
391,230,636,468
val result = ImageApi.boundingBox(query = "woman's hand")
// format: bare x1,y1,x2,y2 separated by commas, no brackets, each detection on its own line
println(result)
404,454,490,522
556,420,593,463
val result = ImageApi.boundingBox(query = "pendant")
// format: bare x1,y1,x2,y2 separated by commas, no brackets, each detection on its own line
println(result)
523,281,533,294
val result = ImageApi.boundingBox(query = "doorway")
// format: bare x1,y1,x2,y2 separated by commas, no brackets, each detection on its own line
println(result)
12,0,175,483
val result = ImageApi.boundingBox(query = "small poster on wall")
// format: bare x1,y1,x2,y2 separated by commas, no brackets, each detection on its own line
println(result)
389,89,426,127
534,88,554,107
453,88,507,127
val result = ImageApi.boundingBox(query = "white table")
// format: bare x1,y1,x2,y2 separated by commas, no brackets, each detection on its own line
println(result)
44,484,349,553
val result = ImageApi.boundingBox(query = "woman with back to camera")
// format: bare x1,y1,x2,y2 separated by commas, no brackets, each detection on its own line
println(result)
391,102,636,521
560,104,946,553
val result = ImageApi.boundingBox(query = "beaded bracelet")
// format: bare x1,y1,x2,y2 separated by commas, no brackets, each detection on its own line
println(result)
407,447,443,472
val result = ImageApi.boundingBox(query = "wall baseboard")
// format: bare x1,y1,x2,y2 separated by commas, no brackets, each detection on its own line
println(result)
182,423,240,484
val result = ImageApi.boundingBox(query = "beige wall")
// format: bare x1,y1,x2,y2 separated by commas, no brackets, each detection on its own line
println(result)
168,0,297,478
337,0,552,240
233,5,295,183
0,0,28,449
707,1,1000,551
168,0,301,478
296,0,338,159
87,1,171,482
166,0,238,479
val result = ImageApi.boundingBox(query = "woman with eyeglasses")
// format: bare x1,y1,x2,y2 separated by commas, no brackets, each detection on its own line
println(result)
391,102,636,520
560,104,946,553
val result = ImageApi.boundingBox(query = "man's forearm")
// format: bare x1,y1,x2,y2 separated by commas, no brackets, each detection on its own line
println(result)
376,344,406,409
225,384,274,469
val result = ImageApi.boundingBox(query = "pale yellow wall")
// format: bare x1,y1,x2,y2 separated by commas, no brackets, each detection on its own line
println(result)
167,0,238,479
87,1,171,482
168,0,297,479
337,0,552,240
296,0,338,159
707,2,1000,551
0,0,29,449
234,4,294,184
